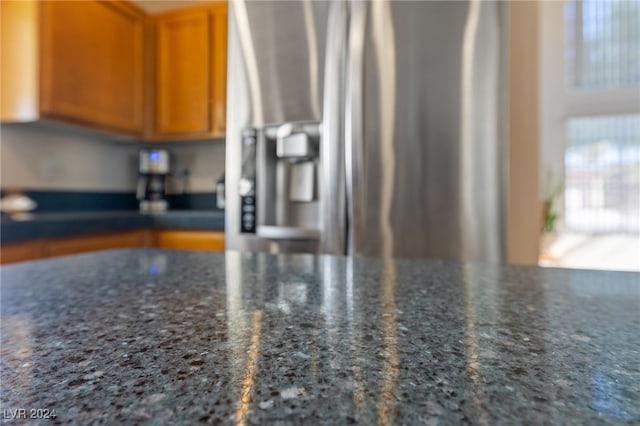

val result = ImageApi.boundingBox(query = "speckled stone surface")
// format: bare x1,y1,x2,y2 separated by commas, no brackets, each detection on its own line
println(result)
0,211,224,243
1,249,639,424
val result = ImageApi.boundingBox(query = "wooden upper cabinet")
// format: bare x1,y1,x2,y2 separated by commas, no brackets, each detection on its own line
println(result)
39,1,147,135
154,2,227,139
1,0,226,141
0,0,39,122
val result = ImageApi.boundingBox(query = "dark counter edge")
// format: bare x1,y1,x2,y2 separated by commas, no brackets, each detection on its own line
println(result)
0,211,225,244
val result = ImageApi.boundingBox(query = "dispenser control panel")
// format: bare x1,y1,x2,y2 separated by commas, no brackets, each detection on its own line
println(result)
139,149,169,174
240,128,257,233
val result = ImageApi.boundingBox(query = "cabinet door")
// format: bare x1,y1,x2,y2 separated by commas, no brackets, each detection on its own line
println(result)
154,3,227,139
39,1,146,135
0,0,39,122
210,3,227,137
155,8,211,136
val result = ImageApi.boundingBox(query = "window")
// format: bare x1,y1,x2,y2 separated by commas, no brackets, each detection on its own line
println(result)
565,115,640,233
540,0,640,271
565,0,639,89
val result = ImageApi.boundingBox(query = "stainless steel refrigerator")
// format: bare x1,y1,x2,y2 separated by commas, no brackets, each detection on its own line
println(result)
225,0,508,262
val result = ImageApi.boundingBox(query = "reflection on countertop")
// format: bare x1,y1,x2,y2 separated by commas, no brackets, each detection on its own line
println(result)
1,249,639,424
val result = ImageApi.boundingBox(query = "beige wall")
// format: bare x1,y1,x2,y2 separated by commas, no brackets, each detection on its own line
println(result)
0,122,225,192
508,1,542,265
165,140,226,193
1,123,139,191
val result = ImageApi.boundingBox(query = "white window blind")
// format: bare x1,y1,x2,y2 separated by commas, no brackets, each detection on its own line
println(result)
565,115,640,233
565,0,639,89
562,0,639,235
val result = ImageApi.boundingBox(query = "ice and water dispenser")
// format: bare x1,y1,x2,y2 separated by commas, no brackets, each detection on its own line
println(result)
239,122,321,243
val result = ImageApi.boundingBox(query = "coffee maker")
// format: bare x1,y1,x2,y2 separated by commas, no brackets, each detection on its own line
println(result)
137,149,169,213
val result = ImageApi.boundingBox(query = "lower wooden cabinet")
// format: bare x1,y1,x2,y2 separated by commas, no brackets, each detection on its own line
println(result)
0,230,150,264
0,229,224,265
46,230,151,258
154,230,225,251
0,240,47,264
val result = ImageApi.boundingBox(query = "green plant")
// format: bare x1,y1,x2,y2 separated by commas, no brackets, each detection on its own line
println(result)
543,200,558,233
542,169,563,233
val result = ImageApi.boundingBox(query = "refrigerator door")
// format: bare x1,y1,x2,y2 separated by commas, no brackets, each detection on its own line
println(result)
346,1,508,262
226,1,347,255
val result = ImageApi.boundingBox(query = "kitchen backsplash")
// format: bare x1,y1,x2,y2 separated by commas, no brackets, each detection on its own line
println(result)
0,122,226,210
1,123,138,191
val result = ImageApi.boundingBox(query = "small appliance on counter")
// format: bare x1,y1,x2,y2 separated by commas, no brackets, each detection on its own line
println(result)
137,149,170,213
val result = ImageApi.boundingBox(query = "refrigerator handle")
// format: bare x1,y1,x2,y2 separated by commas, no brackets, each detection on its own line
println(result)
320,0,348,255
345,0,367,255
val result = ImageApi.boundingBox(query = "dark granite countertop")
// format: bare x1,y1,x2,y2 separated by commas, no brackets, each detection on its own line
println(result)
1,249,639,424
0,211,224,243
